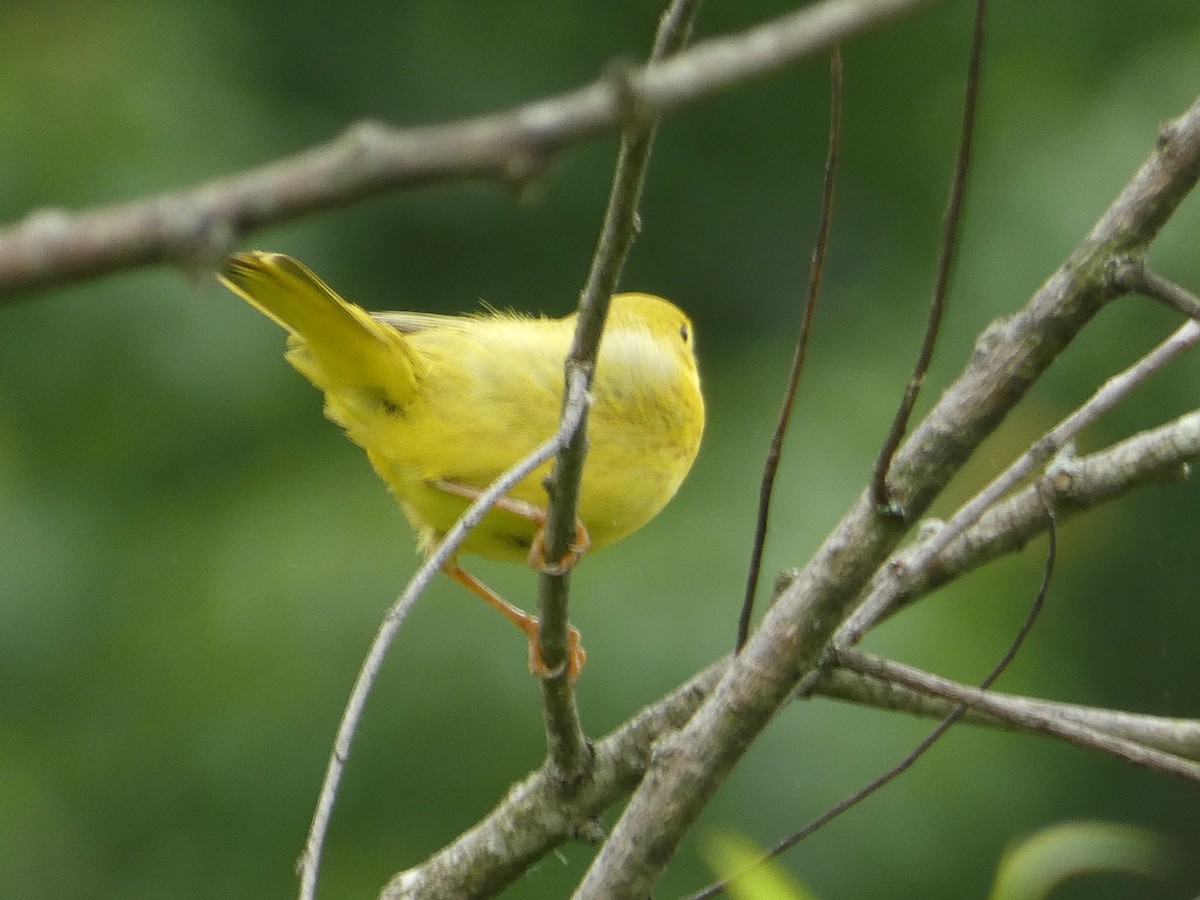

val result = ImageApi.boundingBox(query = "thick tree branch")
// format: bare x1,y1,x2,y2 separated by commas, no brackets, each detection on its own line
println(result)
0,0,946,300
572,94,1200,900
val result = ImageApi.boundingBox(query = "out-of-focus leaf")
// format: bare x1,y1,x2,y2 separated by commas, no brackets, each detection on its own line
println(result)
987,821,1169,900
705,829,818,900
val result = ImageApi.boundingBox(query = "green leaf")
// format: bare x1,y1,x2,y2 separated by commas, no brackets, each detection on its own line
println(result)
704,829,819,900
988,821,1169,900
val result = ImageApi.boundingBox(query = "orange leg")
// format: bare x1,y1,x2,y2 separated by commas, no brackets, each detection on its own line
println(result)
430,479,591,573
443,561,586,681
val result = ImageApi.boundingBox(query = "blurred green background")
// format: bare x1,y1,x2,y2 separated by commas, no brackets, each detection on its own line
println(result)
3,1,1200,897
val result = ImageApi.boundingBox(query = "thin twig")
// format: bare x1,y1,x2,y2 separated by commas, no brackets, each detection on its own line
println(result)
0,0,949,300
1113,258,1200,320
870,0,987,513
735,47,842,653
839,313,1200,646
817,667,1200,760
536,0,706,779
297,372,591,900
838,650,1200,783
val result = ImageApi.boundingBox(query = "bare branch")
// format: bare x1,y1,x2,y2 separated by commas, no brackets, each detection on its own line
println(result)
840,315,1200,645
298,374,592,900
836,650,1200,783
0,0,947,300
572,93,1200,900
694,470,1053,900
895,408,1200,606
535,0,706,781
1115,259,1200,320
383,400,1200,895
737,47,842,652
818,666,1200,761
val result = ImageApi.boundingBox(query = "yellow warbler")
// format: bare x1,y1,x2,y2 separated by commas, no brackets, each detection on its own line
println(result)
218,251,704,678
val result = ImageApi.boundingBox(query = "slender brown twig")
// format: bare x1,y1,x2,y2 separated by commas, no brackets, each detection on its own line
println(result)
536,0,706,780
870,0,987,514
735,48,842,654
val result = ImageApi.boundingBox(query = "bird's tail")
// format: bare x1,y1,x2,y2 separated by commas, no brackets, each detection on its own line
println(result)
219,251,419,411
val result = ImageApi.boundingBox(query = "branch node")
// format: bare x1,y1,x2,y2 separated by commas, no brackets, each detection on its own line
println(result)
604,57,651,133
174,208,238,283
1043,441,1082,499
500,144,552,195
1107,255,1145,293
570,817,607,846
915,517,944,542
341,119,394,155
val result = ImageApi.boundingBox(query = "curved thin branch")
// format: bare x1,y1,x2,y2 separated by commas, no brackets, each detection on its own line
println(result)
0,0,947,300
297,374,591,900
870,0,987,512
737,47,842,653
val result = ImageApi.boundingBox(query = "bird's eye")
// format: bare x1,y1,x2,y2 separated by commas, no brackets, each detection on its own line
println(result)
679,323,690,343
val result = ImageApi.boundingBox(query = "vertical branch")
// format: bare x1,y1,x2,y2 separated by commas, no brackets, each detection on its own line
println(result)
735,47,843,653
537,0,706,777
870,0,987,513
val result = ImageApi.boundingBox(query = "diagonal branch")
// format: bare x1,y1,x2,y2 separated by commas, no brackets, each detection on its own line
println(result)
818,665,1200,761
836,650,1200,782
0,0,948,300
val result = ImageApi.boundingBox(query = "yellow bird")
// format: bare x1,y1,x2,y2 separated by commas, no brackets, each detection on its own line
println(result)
218,251,704,679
